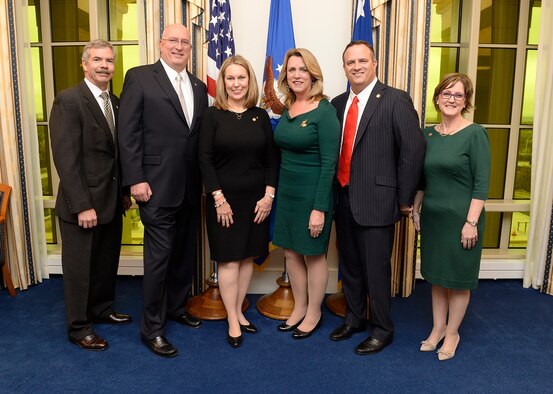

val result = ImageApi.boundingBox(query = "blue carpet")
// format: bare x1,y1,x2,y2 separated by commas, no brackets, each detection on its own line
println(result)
1,276,552,393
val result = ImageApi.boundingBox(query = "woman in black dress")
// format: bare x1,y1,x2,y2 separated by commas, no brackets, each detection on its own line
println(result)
199,55,279,348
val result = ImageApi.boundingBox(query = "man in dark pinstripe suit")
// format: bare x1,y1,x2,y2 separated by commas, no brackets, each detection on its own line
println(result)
330,41,426,355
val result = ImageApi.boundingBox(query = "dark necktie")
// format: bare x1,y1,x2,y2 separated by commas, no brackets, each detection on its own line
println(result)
337,96,359,187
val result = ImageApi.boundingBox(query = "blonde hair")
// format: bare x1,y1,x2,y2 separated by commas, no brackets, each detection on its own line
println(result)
433,73,474,115
214,55,259,110
277,48,326,107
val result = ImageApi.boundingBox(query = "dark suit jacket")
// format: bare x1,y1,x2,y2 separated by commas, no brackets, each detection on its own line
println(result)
332,81,426,226
50,80,123,224
117,61,208,207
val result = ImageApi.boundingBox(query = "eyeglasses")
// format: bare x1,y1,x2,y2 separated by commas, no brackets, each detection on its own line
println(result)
440,91,465,101
161,38,191,48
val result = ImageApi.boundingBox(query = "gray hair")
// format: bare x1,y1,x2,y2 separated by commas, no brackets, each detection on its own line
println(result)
82,39,115,62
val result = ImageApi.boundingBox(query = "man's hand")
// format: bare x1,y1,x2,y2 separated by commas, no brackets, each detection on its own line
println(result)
131,182,152,202
122,195,133,211
78,209,98,228
399,204,413,216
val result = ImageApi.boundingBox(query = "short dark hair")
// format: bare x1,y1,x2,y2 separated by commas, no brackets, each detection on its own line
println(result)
342,40,376,64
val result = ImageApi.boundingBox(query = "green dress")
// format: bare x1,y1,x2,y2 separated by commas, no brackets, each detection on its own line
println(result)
272,99,340,255
420,123,490,290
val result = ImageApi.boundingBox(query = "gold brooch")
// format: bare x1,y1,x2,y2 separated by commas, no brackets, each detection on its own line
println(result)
300,120,308,127
252,116,258,122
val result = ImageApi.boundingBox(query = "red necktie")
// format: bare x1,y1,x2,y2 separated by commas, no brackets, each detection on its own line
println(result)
337,96,359,186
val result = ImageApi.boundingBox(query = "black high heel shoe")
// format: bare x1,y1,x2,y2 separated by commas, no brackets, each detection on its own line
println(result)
292,317,322,339
277,317,305,332
227,334,243,349
240,323,258,334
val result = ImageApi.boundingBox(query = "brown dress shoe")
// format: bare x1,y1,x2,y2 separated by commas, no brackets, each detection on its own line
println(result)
96,312,132,325
70,333,108,351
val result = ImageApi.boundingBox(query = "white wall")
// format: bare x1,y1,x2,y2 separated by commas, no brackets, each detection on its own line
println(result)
231,0,353,100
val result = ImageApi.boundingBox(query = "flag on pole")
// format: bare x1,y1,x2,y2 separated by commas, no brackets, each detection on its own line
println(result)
254,0,296,268
207,0,235,102
260,0,296,130
352,0,373,44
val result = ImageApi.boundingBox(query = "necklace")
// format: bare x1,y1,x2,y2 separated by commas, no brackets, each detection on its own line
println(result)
436,119,463,137
229,108,247,120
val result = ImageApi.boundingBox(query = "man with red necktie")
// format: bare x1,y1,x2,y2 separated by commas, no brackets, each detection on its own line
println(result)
330,40,426,355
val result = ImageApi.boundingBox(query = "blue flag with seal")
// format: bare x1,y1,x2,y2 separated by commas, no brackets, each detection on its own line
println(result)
260,0,296,130
256,0,296,267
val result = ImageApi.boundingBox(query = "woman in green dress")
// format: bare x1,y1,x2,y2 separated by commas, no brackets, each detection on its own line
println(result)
412,73,490,361
272,48,340,339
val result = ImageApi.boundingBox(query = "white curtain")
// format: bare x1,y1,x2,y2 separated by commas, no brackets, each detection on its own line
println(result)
523,0,553,294
0,1,48,290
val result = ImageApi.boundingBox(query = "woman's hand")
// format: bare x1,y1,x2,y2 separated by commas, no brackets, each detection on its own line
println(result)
308,209,325,238
411,212,421,232
254,195,273,224
216,200,234,228
461,223,478,249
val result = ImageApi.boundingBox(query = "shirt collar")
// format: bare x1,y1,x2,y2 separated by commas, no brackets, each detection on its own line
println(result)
84,78,108,98
348,77,378,105
160,58,188,82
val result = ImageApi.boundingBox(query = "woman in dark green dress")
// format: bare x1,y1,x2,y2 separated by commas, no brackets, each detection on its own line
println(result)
412,73,490,361
272,48,340,339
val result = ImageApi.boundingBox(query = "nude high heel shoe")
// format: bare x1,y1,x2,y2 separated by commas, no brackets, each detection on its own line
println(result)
437,334,460,361
419,330,446,352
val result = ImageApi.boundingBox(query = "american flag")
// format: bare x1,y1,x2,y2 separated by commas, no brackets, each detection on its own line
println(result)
207,0,235,101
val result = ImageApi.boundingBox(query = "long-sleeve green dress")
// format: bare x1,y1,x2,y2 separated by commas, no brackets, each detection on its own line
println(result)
272,99,340,256
420,123,491,289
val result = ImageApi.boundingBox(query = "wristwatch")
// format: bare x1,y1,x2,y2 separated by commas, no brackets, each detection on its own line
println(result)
465,219,478,227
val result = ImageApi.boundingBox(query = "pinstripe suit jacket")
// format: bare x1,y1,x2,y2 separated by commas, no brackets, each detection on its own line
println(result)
332,81,426,227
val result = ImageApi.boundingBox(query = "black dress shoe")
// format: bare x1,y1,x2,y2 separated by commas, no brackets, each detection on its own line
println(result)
141,335,178,358
227,334,243,349
292,318,322,340
96,312,132,325
354,335,393,355
277,317,304,332
169,312,202,328
329,323,366,341
240,323,258,334
69,333,108,351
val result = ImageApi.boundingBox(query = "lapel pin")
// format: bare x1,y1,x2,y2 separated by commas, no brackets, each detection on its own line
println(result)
376,93,381,99
429,132,433,137
253,116,258,122
301,120,308,127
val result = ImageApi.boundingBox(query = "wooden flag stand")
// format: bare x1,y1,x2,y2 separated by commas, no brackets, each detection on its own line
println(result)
186,262,248,320
256,264,294,320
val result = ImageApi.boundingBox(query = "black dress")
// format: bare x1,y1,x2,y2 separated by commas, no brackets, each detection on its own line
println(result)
199,107,279,262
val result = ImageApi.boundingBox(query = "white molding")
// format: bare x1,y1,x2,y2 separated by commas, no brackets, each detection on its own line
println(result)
47,254,524,293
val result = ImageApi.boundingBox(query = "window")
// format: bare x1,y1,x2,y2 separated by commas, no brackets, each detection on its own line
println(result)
426,0,539,251
28,0,145,248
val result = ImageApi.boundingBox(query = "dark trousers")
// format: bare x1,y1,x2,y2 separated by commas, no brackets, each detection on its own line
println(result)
139,200,199,339
59,215,122,340
335,187,394,341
